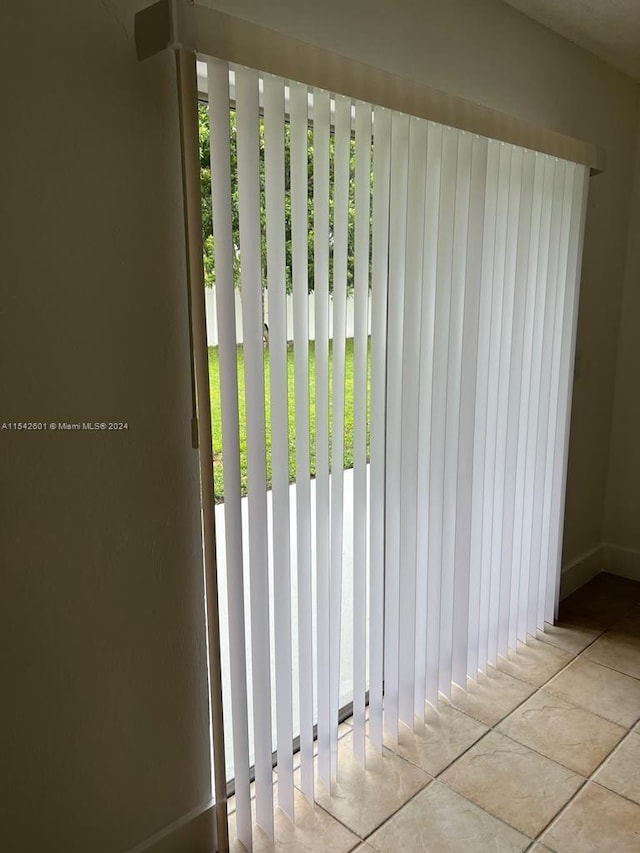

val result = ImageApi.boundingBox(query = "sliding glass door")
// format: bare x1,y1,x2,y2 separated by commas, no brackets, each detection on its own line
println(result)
203,58,588,850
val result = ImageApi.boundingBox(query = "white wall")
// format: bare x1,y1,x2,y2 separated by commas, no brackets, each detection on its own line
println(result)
603,115,640,569
201,0,640,568
2,0,639,851
1,2,212,851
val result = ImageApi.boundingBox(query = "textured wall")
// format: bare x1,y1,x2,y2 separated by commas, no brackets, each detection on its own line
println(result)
0,1,212,851
604,118,640,553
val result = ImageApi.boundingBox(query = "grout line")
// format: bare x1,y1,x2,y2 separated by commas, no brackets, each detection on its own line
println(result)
233,633,635,844
522,626,640,846
345,626,606,845
447,659,561,728
532,754,614,844
322,775,434,844
492,624,638,753
576,652,640,683
377,594,640,845
586,728,640,810
396,621,637,843
293,730,435,841
435,642,583,842
349,656,559,843
229,580,640,848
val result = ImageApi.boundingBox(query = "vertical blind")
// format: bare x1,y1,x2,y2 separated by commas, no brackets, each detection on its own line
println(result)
206,58,588,849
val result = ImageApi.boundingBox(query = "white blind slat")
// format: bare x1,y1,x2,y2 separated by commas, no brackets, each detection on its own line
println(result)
384,110,410,738
520,156,556,640
528,159,566,635
538,163,575,626
426,126,458,702
207,58,253,853
468,138,499,678
368,106,392,750
236,65,275,838
511,152,545,646
501,150,534,654
290,80,315,804
352,100,372,762
468,140,502,677
414,122,442,714
313,87,332,789
452,134,488,687
493,147,523,662
439,129,471,696
263,73,295,822
484,143,512,668
329,93,351,780
398,116,427,726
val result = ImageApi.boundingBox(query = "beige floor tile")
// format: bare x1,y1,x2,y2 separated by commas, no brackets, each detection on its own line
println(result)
382,703,488,776
496,687,626,776
366,781,529,853
529,846,555,852
593,732,640,804
536,621,601,655
228,785,358,853
542,782,640,853
305,732,430,838
440,730,583,837
582,630,640,679
496,638,572,687
545,658,640,727
448,666,535,726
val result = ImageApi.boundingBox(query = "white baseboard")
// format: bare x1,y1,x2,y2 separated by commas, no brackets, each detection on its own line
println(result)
601,542,640,581
125,800,217,853
560,545,604,599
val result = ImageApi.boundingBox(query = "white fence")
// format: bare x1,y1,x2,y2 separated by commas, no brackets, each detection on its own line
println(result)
204,287,372,346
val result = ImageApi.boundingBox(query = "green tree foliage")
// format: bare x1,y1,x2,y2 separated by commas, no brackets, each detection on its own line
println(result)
199,102,361,294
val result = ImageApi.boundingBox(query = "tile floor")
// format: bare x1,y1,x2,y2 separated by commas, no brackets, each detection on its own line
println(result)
228,572,640,852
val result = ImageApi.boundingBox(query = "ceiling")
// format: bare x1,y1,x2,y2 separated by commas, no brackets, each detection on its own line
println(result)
502,0,640,82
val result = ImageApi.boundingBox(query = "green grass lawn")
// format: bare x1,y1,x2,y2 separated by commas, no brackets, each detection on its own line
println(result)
209,339,371,501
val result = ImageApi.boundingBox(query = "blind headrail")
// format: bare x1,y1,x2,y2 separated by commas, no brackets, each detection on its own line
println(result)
135,0,605,175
